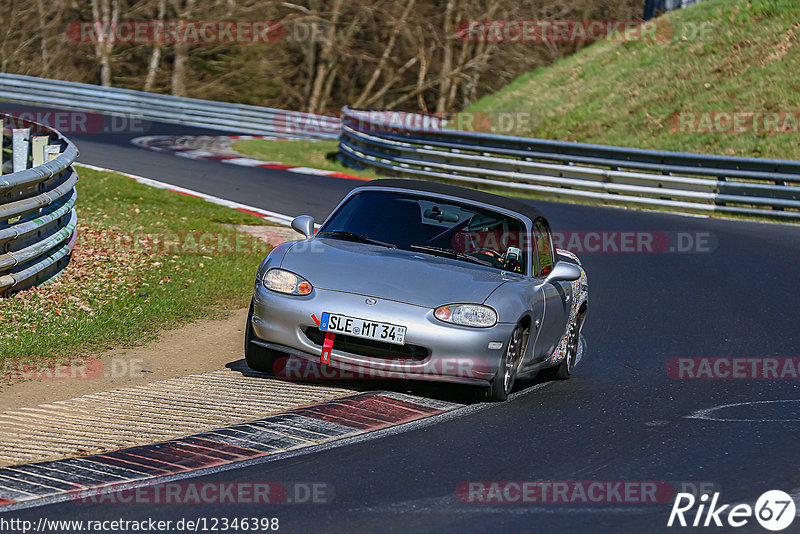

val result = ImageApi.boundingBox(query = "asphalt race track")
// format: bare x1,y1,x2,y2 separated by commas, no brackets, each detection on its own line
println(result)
2,103,800,532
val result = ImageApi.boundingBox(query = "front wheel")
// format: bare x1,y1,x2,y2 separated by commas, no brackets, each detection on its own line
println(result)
244,299,282,373
486,323,527,402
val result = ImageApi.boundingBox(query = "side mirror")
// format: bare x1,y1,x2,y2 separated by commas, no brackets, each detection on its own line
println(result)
291,215,315,239
545,261,582,283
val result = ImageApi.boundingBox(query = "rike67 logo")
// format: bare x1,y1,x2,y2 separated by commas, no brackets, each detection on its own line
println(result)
668,490,796,531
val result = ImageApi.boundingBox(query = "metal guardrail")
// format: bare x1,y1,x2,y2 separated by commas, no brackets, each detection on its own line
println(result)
3,74,797,221
338,107,800,220
0,113,78,296
0,73,339,139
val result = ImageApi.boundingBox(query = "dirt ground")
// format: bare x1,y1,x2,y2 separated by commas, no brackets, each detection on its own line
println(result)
0,225,301,413
0,307,249,412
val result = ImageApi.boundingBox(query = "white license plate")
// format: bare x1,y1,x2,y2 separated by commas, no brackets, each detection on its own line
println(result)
319,312,407,345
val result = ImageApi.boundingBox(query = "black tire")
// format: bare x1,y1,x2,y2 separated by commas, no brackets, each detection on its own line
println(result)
244,299,282,373
544,308,585,380
486,323,527,402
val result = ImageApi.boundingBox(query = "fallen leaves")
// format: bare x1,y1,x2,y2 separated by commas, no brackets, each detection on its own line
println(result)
0,224,155,342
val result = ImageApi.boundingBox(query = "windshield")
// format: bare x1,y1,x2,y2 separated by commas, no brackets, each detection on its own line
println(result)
318,190,528,273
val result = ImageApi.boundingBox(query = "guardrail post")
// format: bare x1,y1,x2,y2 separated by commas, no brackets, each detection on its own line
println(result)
12,128,30,172
31,135,49,167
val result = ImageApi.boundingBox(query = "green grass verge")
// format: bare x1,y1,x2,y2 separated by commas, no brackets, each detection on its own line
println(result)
465,0,800,160
0,167,272,360
232,139,383,180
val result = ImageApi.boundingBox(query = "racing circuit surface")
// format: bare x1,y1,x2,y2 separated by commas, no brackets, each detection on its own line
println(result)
2,103,800,532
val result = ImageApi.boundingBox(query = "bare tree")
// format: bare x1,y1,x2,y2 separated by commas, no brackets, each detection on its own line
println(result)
352,0,416,108
34,0,50,70
143,0,166,91
306,0,344,113
169,0,196,96
435,0,456,115
0,0,644,111
90,0,120,86
0,0,19,73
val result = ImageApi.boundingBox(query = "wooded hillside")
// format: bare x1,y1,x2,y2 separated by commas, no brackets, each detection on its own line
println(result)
1,0,639,112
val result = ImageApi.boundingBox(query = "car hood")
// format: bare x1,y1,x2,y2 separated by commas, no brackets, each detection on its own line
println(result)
280,238,508,307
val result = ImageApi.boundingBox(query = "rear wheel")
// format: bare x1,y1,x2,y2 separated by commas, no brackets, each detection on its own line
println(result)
244,299,282,373
486,323,527,402
545,308,585,380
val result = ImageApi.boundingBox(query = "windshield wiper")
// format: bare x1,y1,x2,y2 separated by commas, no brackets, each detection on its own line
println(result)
408,245,493,267
316,230,397,248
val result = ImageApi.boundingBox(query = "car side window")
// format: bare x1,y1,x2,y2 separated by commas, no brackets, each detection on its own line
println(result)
533,219,555,277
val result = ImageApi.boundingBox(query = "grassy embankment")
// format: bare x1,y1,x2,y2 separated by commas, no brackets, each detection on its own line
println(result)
466,0,800,158
0,167,272,361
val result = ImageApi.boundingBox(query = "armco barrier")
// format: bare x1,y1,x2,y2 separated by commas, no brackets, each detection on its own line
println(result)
338,107,800,220
0,72,339,139
0,113,78,295
3,74,797,221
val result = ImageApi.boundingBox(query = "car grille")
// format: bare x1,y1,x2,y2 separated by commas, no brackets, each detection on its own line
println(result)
302,327,429,362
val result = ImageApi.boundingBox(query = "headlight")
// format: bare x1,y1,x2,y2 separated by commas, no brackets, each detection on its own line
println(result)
434,304,497,328
263,269,313,295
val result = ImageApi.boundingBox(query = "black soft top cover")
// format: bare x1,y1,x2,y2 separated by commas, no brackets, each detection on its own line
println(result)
359,179,546,223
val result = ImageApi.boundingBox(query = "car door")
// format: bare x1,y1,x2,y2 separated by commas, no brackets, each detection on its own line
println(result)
532,219,570,360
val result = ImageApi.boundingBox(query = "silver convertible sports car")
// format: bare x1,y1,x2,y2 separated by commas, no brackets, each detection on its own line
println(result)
246,179,588,401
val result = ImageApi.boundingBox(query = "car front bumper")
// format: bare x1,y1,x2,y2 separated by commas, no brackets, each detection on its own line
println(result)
251,283,516,386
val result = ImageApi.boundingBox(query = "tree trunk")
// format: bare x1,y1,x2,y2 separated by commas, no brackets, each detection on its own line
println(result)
170,0,196,97
0,0,17,73
144,0,167,92
34,0,48,71
90,0,120,87
308,0,345,113
435,0,456,114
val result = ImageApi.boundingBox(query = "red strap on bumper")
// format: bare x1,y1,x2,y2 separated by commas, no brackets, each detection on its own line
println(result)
321,331,335,365
313,314,334,364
